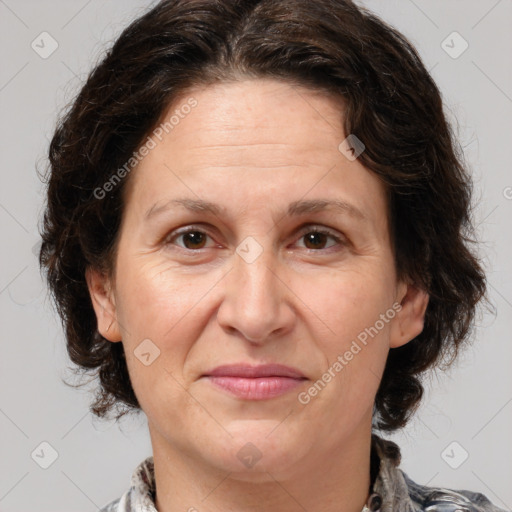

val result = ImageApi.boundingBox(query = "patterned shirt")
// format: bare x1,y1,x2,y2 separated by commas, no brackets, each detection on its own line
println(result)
99,434,506,512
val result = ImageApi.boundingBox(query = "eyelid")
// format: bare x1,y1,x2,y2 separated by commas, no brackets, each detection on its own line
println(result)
296,223,344,238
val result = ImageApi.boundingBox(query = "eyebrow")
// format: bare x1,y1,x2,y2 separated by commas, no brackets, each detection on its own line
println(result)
144,197,369,223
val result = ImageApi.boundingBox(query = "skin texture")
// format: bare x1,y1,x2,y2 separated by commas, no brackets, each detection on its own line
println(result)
87,79,429,512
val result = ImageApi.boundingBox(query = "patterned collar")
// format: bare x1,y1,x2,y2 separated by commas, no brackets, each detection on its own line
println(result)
99,434,505,512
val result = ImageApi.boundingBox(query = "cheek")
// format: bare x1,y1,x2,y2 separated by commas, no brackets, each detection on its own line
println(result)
115,256,204,334
299,264,396,342
113,254,224,384
112,257,209,417
297,267,395,401
111,258,206,388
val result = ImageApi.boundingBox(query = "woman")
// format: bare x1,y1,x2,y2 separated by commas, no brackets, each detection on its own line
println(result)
39,0,505,511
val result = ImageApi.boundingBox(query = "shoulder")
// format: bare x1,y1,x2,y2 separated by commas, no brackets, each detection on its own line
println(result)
98,497,121,512
98,490,136,512
402,470,507,512
98,456,156,512
371,435,507,512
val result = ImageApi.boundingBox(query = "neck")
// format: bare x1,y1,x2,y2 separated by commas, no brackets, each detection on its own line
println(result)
150,419,373,512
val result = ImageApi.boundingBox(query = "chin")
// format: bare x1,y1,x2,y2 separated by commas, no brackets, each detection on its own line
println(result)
200,421,310,479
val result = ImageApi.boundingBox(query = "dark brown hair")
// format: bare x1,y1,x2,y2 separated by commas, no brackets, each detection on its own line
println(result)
39,0,488,431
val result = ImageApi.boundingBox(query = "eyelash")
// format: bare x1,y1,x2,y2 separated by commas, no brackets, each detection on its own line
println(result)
165,225,346,253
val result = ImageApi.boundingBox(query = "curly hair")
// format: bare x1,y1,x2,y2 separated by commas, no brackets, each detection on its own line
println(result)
39,0,488,431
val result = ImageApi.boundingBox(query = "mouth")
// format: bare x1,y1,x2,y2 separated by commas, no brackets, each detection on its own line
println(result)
201,363,307,400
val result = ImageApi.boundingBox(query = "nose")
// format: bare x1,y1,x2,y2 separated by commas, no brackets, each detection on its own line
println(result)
216,240,296,344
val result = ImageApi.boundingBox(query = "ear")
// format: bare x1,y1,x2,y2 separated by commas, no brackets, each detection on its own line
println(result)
85,267,122,342
389,280,429,349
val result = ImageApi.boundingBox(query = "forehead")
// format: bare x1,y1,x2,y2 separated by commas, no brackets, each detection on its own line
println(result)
122,78,389,236
148,79,346,165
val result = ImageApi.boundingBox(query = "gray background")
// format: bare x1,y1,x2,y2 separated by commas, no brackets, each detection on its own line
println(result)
0,0,511,510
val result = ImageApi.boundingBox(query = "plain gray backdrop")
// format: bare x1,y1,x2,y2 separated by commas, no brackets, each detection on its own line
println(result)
0,1,511,511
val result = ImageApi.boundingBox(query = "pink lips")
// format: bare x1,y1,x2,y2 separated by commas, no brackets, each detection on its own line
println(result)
202,364,307,400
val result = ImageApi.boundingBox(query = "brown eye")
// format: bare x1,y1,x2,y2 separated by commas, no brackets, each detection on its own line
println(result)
181,231,207,249
297,229,342,251
303,232,330,249
167,229,214,250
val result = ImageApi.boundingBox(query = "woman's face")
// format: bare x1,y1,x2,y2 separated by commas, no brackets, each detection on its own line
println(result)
88,78,427,478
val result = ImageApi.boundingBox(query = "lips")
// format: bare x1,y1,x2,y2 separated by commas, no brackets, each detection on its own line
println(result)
203,363,306,379
202,363,307,400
